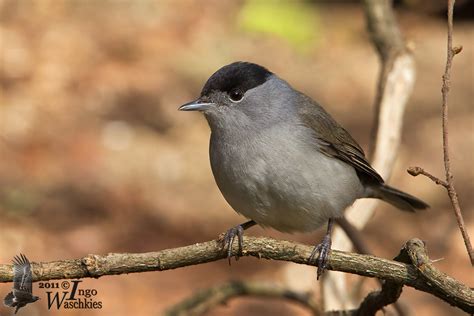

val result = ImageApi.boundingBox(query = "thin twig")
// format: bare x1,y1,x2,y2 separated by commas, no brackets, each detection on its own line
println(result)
407,166,448,187
408,0,473,265
0,237,472,312
441,0,473,265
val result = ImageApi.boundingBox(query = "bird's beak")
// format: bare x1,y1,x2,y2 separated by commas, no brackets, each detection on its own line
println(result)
178,99,215,112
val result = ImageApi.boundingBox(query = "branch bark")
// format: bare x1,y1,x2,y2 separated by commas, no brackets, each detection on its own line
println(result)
0,237,472,313
354,240,416,316
336,217,407,316
166,237,417,316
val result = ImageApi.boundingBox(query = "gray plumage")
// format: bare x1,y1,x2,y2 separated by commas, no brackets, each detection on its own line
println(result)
208,77,364,232
179,62,428,272
4,254,39,314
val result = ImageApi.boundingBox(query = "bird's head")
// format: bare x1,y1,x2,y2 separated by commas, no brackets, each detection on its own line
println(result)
179,62,293,131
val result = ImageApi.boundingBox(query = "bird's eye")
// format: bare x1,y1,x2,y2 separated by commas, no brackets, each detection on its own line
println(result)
228,89,244,102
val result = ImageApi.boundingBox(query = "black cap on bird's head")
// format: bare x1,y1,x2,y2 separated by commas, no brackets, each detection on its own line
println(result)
179,62,272,112
200,62,272,97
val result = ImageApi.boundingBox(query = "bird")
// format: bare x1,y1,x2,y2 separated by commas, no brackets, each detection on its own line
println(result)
179,61,428,278
4,254,40,314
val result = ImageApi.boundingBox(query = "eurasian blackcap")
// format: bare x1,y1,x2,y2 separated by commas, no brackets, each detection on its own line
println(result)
179,62,428,278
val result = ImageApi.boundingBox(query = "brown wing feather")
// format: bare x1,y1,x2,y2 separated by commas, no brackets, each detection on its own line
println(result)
298,96,384,184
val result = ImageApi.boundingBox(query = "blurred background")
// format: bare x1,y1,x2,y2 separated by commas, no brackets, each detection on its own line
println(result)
0,0,473,315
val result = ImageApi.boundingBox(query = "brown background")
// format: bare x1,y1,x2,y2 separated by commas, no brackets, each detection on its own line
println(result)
0,1,473,315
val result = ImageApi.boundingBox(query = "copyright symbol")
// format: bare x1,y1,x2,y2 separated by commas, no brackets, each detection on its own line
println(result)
61,281,70,290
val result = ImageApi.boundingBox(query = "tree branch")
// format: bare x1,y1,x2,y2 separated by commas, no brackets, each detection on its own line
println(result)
0,237,471,312
354,239,419,316
364,0,412,160
166,236,414,316
335,217,407,316
336,217,409,316
355,279,403,316
407,0,473,265
164,280,321,316
323,0,417,310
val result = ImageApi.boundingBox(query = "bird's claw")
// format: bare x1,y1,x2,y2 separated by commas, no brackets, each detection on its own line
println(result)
309,234,332,280
220,225,245,265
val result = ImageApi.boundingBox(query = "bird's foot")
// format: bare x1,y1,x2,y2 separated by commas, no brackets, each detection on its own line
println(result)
219,224,245,265
309,233,332,280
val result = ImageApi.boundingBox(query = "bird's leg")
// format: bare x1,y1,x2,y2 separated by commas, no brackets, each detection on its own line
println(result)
309,218,334,279
220,220,256,265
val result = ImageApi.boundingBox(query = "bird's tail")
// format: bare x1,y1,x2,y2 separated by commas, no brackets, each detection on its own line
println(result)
4,292,14,307
369,184,429,212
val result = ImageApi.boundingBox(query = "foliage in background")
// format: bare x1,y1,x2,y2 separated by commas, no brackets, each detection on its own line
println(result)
238,0,320,51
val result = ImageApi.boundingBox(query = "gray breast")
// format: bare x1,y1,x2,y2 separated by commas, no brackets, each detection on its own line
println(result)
209,123,364,233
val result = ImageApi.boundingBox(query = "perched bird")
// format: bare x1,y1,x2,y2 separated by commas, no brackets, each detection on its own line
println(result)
179,62,428,278
4,254,40,314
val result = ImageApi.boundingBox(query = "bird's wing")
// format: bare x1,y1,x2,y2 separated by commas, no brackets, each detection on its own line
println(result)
298,98,384,184
12,254,33,294
13,289,32,301
4,291,15,307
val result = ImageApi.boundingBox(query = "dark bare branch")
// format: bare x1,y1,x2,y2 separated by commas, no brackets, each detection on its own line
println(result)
337,215,407,316
355,279,403,316
354,239,422,316
165,280,321,316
